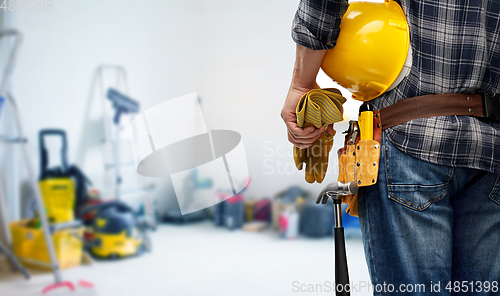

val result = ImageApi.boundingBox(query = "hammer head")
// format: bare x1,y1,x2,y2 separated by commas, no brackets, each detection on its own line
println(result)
316,181,359,204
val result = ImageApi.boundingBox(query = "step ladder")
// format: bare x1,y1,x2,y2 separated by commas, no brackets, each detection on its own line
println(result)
77,65,156,224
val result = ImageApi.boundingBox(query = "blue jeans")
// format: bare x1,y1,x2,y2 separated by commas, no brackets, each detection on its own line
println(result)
358,131,500,295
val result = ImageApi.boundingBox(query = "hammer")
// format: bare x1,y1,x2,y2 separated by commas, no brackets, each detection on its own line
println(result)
316,181,358,296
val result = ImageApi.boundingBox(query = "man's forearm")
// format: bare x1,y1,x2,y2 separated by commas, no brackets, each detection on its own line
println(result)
291,44,327,91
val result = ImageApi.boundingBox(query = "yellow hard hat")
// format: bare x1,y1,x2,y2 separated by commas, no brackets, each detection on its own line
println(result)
321,0,411,102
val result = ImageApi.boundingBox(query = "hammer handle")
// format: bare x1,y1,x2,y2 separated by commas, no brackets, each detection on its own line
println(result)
334,227,350,296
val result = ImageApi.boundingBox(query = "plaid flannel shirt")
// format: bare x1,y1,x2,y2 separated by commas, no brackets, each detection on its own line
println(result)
292,0,500,174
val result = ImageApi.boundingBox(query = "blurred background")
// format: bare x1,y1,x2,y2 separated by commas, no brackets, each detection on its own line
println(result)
0,0,371,295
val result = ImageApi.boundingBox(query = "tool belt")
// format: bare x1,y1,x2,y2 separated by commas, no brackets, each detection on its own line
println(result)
380,92,500,129
339,92,499,217
337,110,381,217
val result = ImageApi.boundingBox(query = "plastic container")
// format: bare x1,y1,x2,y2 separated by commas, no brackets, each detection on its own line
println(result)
244,200,257,222
213,200,226,227
279,206,299,239
254,199,271,222
224,195,244,230
10,219,83,270
301,202,334,237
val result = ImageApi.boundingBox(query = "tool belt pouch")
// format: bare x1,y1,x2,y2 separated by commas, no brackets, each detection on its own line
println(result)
338,111,382,217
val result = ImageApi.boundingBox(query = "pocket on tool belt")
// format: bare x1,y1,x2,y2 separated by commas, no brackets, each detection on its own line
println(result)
385,137,452,211
338,144,358,216
338,139,380,217
337,106,382,217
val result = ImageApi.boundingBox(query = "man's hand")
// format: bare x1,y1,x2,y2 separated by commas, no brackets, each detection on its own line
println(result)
282,44,332,148
282,83,324,149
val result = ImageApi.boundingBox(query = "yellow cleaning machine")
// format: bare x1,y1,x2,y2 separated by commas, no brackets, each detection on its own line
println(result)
39,129,76,224
81,201,153,259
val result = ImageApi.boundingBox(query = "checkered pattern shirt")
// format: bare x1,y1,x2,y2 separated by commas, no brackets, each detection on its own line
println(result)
292,0,500,174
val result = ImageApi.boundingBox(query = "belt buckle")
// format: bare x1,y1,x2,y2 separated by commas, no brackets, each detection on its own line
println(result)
480,91,500,121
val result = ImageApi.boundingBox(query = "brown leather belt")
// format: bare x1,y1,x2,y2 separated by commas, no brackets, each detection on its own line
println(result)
378,93,500,130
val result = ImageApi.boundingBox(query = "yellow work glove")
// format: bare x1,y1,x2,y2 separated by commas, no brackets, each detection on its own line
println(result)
293,89,346,184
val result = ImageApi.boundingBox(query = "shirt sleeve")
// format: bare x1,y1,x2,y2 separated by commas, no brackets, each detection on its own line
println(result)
291,0,349,50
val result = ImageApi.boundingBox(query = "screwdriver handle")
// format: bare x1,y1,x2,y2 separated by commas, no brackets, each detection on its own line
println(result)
358,102,374,141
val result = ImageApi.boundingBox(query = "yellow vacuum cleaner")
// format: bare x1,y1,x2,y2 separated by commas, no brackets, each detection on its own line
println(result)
81,201,153,259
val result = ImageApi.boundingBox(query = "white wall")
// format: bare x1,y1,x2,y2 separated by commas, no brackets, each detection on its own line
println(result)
2,0,361,217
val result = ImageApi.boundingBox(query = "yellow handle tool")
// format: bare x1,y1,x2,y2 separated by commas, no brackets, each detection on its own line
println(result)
358,103,374,141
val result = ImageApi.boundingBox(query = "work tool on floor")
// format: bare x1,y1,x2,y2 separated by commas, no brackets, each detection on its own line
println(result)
80,200,153,258
39,128,92,221
0,98,30,280
77,65,156,226
4,91,69,293
317,181,358,296
5,93,98,295
214,178,249,230
39,129,76,224
106,87,140,201
301,200,333,238
0,31,23,229
0,29,32,281
0,30,96,295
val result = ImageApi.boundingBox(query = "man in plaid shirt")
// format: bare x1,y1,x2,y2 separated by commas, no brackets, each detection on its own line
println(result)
282,0,500,294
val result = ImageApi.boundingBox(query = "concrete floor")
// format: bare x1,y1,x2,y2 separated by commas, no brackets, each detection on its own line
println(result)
0,222,371,296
